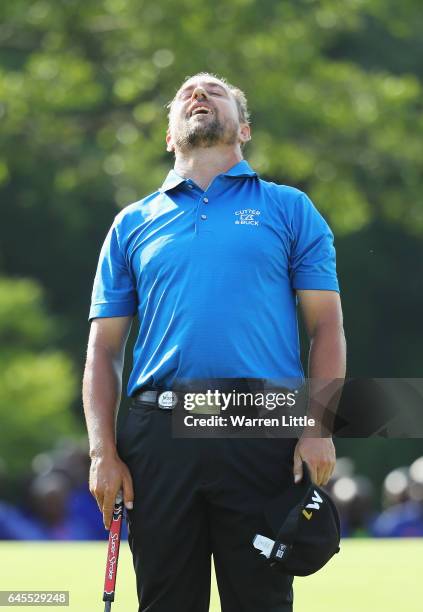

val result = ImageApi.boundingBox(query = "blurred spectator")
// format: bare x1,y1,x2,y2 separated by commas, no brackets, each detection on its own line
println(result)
26,471,74,539
27,442,110,540
371,500,423,537
381,467,410,508
0,442,123,540
29,441,124,540
371,459,423,538
52,443,110,540
409,456,423,502
24,470,103,540
331,474,375,537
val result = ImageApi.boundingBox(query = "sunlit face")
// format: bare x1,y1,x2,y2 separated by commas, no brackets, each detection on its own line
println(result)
166,77,250,152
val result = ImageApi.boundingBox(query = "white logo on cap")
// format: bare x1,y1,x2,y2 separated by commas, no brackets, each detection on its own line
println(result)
158,391,178,409
306,490,323,511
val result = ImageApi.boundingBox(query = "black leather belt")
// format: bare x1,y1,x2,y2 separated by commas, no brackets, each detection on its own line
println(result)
133,379,266,404
131,380,291,415
133,389,178,409
132,388,221,414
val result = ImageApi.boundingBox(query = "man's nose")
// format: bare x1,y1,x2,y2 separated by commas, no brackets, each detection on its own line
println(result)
192,87,208,100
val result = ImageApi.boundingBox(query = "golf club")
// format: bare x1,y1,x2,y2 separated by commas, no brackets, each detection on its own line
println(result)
102,491,124,612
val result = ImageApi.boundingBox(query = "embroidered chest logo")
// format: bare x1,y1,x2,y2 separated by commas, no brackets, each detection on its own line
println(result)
234,209,261,226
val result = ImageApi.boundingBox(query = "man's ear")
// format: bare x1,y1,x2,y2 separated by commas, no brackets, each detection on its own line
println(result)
166,128,174,153
239,122,251,146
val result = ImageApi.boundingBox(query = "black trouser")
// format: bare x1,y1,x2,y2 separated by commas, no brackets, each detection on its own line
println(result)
117,400,296,612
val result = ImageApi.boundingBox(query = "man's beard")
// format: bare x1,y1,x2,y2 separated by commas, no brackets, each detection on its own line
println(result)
173,112,239,152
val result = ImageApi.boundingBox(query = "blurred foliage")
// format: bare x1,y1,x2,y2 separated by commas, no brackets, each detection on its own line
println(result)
0,0,421,235
0,278,79,476
0,0,422,478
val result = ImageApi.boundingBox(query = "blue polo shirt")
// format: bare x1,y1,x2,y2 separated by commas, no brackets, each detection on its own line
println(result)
89,160,339,396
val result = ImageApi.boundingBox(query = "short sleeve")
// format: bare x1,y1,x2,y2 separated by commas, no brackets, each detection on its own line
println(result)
88,221,138,321
289,193,339,292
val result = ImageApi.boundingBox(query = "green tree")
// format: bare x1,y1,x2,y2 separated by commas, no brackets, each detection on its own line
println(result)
0,277,78,477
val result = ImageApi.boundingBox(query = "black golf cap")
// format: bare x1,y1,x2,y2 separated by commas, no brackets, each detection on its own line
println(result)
253,462,340,576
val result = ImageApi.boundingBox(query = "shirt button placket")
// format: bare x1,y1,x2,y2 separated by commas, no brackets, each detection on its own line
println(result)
197,195,209,232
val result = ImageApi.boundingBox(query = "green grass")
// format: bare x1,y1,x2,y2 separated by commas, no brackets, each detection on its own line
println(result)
0,539,421,611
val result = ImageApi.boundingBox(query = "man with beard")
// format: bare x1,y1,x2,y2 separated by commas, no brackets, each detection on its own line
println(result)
83,72,346,611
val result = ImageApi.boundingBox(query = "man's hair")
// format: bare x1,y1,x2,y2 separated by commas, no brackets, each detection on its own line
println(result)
166,72,251,125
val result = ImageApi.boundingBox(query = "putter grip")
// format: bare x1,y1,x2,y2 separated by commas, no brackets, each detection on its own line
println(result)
103,496,124,603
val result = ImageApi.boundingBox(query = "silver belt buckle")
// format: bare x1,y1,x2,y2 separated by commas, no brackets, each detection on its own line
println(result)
157,391,178,410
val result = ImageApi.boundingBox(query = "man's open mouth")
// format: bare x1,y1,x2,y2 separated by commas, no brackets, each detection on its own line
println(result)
189,106,212,117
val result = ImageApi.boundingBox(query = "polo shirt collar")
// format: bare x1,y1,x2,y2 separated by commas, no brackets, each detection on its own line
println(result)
159,160,257,193
221,159,258,178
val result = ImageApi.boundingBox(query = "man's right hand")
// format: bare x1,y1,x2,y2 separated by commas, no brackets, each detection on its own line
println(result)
89,450,134,529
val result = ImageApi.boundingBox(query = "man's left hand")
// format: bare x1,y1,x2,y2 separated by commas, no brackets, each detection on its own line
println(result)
293,437,336,486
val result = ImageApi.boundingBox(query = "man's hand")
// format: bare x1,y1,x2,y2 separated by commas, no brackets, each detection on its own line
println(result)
293,437,336,486
89,451,134,529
